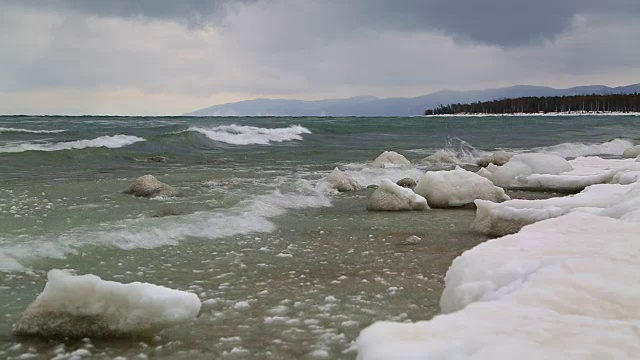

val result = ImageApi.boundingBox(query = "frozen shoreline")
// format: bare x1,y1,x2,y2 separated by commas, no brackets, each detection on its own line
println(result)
357,153,640,359
424,111,640,117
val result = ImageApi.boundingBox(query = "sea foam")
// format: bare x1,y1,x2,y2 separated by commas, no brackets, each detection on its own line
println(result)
0,127,66,134
0,180,331,272
187,124,311,145
0,135,145,153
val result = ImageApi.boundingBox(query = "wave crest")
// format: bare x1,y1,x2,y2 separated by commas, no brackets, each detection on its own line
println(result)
187,124,311,145
0,135,145,153
0,127,66,134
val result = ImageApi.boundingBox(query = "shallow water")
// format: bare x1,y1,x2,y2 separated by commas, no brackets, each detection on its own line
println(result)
1,115,639,359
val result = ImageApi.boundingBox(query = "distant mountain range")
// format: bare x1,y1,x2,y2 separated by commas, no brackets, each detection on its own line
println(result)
187,84,640,117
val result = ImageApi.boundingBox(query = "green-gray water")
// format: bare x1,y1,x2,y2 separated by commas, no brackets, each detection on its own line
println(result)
1,115,639,359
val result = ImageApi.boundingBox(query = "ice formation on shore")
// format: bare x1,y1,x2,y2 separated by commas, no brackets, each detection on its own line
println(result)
322,167,361,192
357,155,640,359
12,270,201,338
414,167,509,208
367,179,428,211
474,157,640,236
371,151,412,168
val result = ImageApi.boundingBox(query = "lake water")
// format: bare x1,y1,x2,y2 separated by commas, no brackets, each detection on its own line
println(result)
1,115,639,359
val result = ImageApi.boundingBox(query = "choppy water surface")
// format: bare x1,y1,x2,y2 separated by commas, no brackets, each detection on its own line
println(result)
1,115,639,359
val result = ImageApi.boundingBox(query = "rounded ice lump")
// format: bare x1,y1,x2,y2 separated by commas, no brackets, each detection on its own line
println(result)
367,179,428,211
414,167,509,208
12,270,202,338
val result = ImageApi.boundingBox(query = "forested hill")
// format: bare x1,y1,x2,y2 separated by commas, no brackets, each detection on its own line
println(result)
424,93,640,115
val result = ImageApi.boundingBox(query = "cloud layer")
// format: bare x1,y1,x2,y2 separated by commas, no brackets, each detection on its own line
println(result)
2,0,640,114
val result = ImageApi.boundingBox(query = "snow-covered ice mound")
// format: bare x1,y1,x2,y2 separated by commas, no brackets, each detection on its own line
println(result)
422,149,459,165
12,270,201,338
476,150,512,167
622,145,640,158
371,151,412,168
485,154,639,193
488,153,573,189
414,167,509,208
367,179,428,211
321,167,361,192
473,158,640,236
357,212,640,359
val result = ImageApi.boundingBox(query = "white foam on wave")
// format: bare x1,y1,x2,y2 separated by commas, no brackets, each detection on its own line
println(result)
188,124,311,145
0,180,332,272
0,127,66,134
0,135,145,153
533,138,633,158
420,138,489,165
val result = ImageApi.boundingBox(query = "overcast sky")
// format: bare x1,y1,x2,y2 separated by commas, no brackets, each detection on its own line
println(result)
2,0,640,115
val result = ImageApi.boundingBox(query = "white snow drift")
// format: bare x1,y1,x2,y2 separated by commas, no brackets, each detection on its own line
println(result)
12,270,202,338
357,212,640,360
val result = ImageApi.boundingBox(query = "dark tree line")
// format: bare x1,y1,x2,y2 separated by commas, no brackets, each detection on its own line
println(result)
424,93,640,115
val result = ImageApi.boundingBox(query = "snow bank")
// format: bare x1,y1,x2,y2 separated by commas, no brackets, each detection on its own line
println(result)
487,155,638,192
12,270,201,338
534,138,633,158
322,167,361,192
372,151,412,168
488,153,573,189
367,179,428,211
357,212,640,359
473,157,640,236
414,168,509,208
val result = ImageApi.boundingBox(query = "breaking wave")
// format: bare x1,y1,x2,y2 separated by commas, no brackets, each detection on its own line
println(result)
0,127,66,134
0,180,331,272
0,135,145,153
187,124,311,145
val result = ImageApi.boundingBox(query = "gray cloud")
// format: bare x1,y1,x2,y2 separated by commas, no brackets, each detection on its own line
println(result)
2,0,640,115
5,0,254,27
11,0,640,47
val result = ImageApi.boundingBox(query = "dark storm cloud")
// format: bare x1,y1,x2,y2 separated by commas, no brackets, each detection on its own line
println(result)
349,0,640,47
7,0,640,46
356,0,577,46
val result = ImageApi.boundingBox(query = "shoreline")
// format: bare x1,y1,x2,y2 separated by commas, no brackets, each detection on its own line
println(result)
424,111,640,117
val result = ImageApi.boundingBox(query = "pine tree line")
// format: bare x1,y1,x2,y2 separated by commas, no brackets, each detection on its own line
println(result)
424,93,640,115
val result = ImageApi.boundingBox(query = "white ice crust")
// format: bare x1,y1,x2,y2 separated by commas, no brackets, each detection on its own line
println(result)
367,179,428,211
322,167,361,192
12,269,202,338
414,167,509,208
474,157,640,236
371,151,412,168
357,155,640,359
